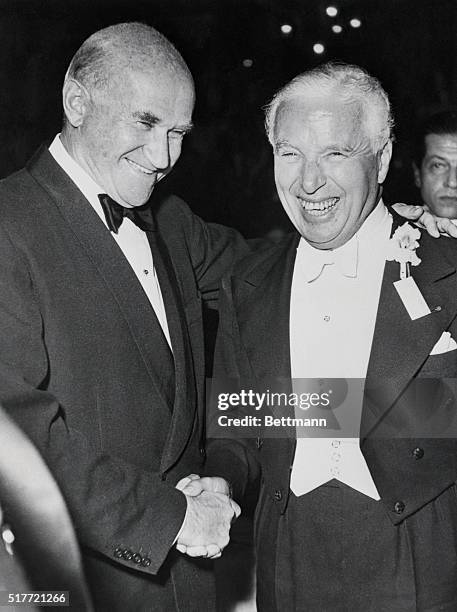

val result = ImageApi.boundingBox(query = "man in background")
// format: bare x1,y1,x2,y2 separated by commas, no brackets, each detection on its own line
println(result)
413,109,457,219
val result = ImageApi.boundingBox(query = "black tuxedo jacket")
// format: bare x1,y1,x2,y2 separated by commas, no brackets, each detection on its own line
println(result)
207,210,457,600
0,146,248,611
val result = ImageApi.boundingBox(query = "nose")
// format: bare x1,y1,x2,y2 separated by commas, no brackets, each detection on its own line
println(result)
143,129,170,171
299,160,326,194
445,166,457,189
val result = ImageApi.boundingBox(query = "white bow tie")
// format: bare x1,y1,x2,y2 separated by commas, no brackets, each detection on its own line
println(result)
301,238,358,283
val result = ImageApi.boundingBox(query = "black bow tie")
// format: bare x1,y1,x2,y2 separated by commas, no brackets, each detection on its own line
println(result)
98,194,155,234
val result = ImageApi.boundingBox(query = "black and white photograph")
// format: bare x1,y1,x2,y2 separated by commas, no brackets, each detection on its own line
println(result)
0,1,457,610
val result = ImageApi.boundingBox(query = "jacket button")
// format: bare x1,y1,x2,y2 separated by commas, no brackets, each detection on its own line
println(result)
199,446,206,459
274,489,283,501
141,557,151,567
394,501,405,514
122,549,133,561
114,547,123,558
412,447,424,460
133,553,142,564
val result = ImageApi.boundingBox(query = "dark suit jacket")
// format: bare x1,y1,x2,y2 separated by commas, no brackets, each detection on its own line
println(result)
0,146,248,611
206,210,457,603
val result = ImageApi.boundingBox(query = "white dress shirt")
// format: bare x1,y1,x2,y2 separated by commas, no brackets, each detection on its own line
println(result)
289,201,393,499
48,134,172,349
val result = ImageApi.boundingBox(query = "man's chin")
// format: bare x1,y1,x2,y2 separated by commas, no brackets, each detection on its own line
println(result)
299,229,347,250
121,189,156,208
433,199,457,219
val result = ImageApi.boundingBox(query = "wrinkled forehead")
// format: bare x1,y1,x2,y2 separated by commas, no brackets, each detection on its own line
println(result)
107,59,194,94
99,64,195,116
273,95,367,146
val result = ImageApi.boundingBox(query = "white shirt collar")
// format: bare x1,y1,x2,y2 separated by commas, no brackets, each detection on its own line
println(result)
48,134,107,224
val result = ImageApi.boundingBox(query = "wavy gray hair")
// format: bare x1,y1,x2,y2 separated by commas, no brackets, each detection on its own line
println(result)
264,62,394,152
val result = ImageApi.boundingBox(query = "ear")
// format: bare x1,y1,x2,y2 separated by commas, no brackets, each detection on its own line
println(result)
412,162,422,188
376,140,393,184
62,78,91,128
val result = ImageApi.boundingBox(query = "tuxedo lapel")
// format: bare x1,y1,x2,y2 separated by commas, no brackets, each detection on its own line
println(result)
27,147,175,422
147,232,196,472
233,234,299,468
363,212,457,437
234,234,299,380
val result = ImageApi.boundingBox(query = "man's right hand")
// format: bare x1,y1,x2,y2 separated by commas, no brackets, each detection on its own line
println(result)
176,490,240,559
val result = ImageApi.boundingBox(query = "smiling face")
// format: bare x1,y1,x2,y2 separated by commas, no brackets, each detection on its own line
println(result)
272,95,392,249
66,66,194,208
414,133,457,218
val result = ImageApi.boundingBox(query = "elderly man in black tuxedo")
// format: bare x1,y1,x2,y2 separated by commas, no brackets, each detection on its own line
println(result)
203,63,457,610
0,22,246,611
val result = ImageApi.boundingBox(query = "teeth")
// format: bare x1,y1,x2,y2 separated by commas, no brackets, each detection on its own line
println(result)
126,158,154,175
300,197,338,214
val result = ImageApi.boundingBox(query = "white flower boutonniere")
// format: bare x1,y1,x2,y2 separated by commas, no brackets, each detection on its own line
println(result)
386,222,421,279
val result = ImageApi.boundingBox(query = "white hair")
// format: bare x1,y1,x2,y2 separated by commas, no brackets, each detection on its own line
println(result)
264,62,394,152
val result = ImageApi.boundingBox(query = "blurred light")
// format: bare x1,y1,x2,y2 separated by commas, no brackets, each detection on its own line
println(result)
332,24,343,33
313,43,325,55
326,6,338,17
242,59,253,68
349,18,362,28
281,24,293,35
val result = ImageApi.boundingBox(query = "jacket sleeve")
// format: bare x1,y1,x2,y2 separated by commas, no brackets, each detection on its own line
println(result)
204,274,261,503
0,223,186,575
168,196,253,304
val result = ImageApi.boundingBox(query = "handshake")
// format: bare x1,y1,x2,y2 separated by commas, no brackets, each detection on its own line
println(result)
175,474,241,560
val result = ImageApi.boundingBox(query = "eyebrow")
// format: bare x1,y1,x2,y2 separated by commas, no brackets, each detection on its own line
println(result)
425,154,448,162
324,143,355,152
274,140,296,150
273,140,355,153
132,111,194,133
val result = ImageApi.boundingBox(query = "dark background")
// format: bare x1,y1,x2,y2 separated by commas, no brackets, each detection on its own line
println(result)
1,0,456,236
